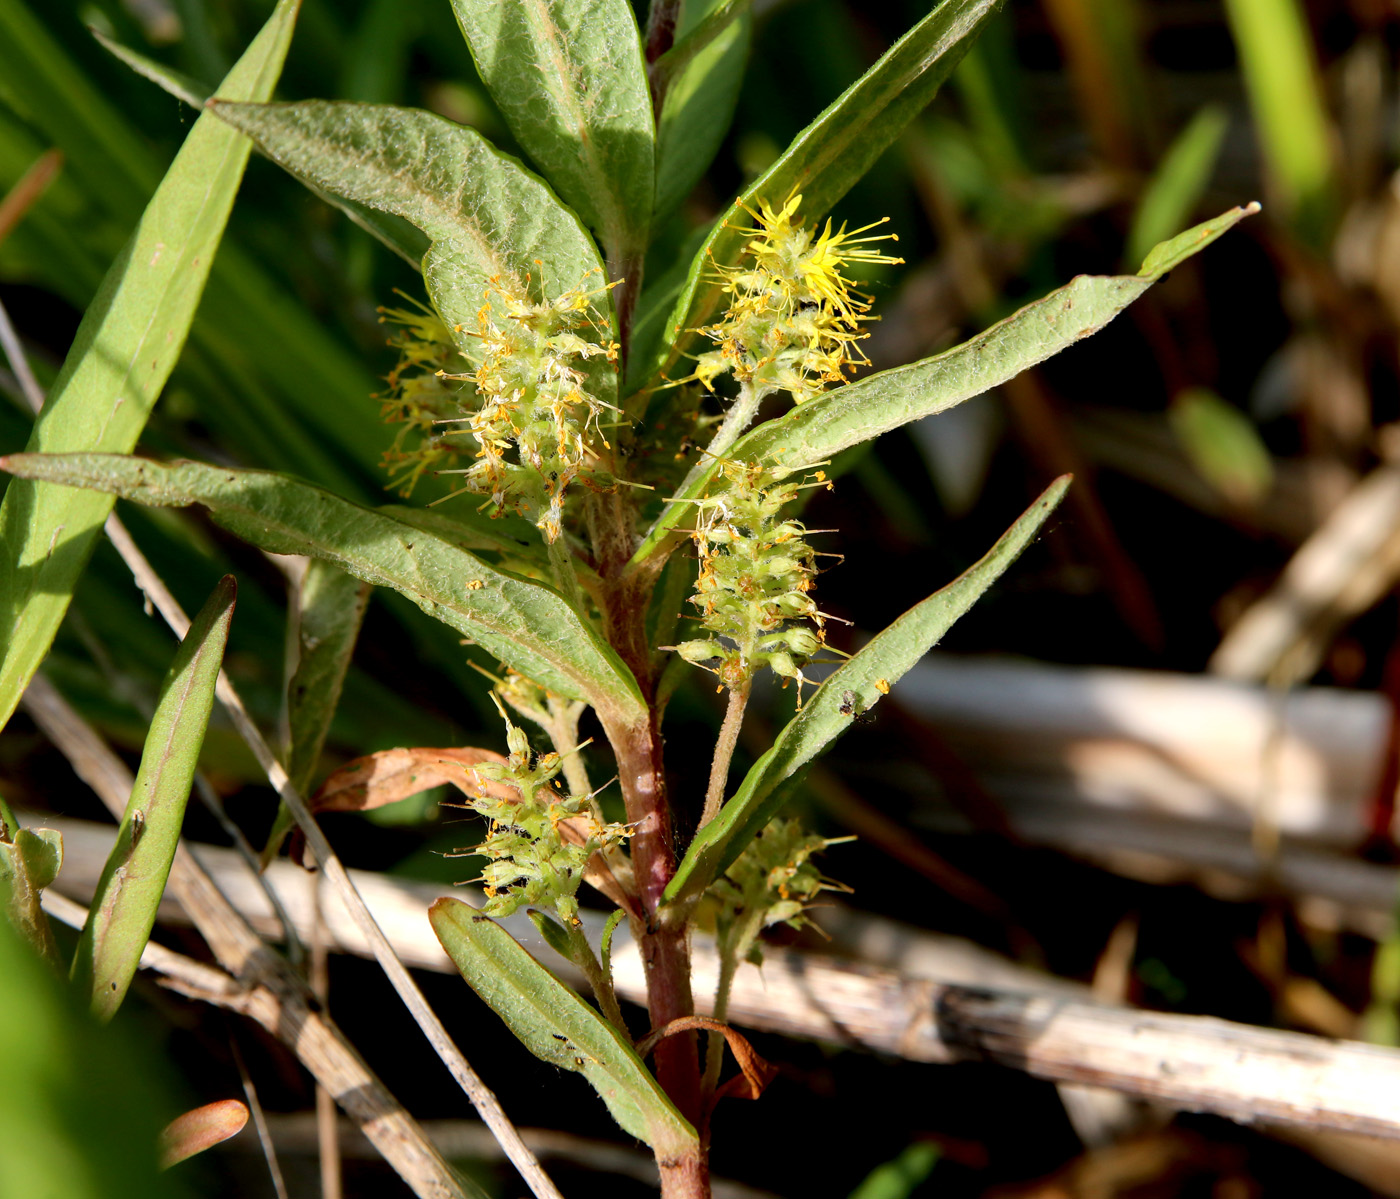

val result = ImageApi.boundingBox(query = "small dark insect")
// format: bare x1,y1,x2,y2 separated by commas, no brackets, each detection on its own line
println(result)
839,689,876,724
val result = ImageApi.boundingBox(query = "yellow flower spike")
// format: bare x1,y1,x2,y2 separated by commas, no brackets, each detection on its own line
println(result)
687,194,902,407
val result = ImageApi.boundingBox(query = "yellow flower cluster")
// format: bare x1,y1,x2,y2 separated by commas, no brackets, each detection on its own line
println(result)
674,459,834,692
377,272,621,543
693,193,902,404
455,272,622,542
444,706,630,924
377,299,473,497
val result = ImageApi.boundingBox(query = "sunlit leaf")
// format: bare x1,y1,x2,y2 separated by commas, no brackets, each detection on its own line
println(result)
632,205,1256,569
643,0,1004,385
207,100,615,377
0,454,645,724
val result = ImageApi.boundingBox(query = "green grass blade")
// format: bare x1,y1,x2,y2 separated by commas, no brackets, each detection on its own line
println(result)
663,477,1069,908
449,0,654,258
0,0,162,216
429,898,697,1156
71,577,237,1022
1223,0,1336,244
653,0,752,221
0,454,644,724
642,0,1004,385
1125,105,1230,269
0,0,300,736
262,561,371,865
208,100,615,377
632,204,1256,569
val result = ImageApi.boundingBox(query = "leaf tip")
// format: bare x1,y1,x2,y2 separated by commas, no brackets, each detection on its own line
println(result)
427,896,462,921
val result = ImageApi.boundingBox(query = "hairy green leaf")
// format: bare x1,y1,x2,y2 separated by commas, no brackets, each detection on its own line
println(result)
663,477,1069,908
632,205,1256,569
0,454,644,724
72,577,237,1022
208,100,613,374
449,0,653,257
0,0,298,736
645,0,1004,383
430,898,697,1155
93,29,429,267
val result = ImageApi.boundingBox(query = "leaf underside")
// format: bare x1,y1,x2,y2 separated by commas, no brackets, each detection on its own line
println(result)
207,99,616,387
449,0,654,255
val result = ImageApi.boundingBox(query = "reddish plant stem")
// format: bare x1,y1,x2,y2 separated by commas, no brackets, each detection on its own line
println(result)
591,491,706,1184
659,1148,711,1197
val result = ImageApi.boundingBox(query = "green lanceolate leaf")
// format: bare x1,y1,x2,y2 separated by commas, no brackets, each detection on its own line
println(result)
632,205,1257,569
449,0,654,259
93,29,429,268
646,0,1004,383
72,577,237,1022
653,0,752,221
207,101,614,372
663,477,1070,909
262,561,372,866
0,455,645,724
0,0,299,737
429,898,697,1156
